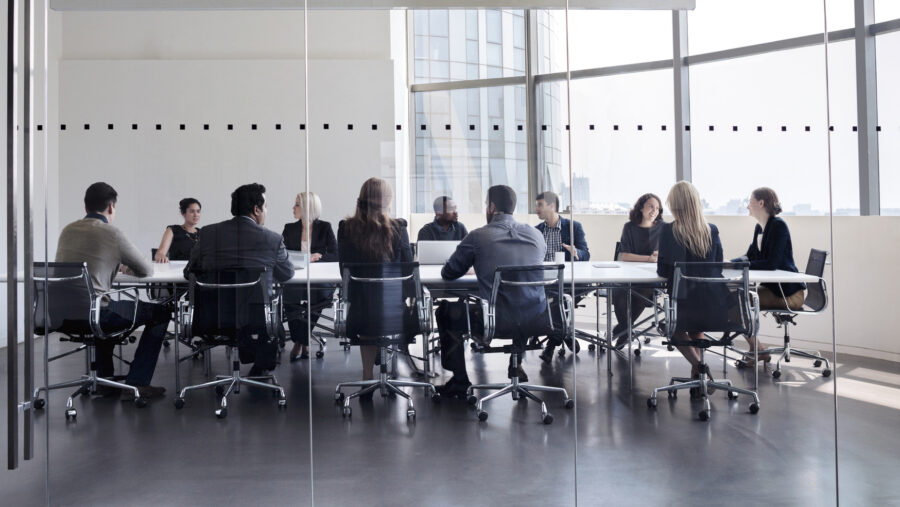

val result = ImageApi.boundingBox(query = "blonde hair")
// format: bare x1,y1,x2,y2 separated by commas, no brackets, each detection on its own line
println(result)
296,192,322,222
666,181,711,258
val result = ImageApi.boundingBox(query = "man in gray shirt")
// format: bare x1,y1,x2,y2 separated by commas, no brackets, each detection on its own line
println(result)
436,185,547,398
56,182,170,399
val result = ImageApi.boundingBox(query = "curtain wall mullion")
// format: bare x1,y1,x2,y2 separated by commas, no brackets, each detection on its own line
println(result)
672,9,691,182
854,0,879,215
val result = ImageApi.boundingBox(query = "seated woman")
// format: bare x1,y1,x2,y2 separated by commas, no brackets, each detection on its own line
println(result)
657,181,723,385
153,198,201,262
612,193,664,350
737,186,805,366
337,177,413,382
282,191,337,361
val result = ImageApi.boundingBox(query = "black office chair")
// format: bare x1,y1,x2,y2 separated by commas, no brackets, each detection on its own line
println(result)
757,249,832,379
647,261,761,421
280,285,334,359
332,262,437,420
31,262,147,420
465,264,575,424
174,268,286,419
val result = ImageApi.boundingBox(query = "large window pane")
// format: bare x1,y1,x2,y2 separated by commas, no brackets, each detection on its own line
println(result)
567,10,672,70
875,1,900,23
877,31,900,214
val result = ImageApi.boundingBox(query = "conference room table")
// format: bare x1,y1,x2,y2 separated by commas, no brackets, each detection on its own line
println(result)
113,260,819,383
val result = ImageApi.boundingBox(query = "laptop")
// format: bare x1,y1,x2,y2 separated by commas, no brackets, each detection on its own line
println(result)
288,251,308,267
416,240,460,265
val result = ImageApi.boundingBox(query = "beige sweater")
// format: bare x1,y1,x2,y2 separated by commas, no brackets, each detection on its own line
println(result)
55,218,152,295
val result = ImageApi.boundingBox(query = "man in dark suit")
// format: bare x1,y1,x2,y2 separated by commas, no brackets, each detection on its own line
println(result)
184,183,295,375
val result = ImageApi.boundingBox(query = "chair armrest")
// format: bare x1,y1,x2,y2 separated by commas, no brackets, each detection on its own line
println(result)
332,290,347,338
418,287,434,337
90,287,141,339
462,294,492,345
561,293,574,335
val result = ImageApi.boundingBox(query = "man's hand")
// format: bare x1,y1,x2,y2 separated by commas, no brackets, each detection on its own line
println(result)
310,253,323,262
562,243,579,260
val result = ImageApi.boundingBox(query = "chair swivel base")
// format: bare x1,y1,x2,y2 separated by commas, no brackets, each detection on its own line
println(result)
174,358,286,419
33,372,146,421
334,372,437,420
758,344,832,379
647,365,760,421
466,364,573,425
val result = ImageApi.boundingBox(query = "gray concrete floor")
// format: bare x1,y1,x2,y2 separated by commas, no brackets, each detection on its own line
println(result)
1,326,899,506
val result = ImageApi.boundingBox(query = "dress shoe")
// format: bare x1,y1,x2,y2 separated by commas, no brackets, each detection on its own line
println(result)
539,344,557,363
248,366,270,377
614,334,630,350
122,385,166,401
508,365,529,382
436,376,471,399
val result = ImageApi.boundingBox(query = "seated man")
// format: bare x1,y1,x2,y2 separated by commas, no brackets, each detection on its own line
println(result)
417,195,468,242
435,185,547,398
184,183,295,376
55,182,170,399
535,191,589,262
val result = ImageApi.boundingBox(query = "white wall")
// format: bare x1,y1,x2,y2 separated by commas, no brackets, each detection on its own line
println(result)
411,213,899,361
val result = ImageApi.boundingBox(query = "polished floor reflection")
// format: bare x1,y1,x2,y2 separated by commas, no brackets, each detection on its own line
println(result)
1,324,898,506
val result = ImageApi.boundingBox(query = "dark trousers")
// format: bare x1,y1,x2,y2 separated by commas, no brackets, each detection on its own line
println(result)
96,300,170,386
284,287,333,346
611,288,653,338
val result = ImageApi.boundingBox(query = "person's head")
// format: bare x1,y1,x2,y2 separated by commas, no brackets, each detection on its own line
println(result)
344,177,397,261
629,193,663,225
535,191,560,221
485,185,517,223
748,187,782,223
84,182,118,222
231,183,267,225
432,196,458,224
666,181,711,258
293,192,322,222
179,198,201,227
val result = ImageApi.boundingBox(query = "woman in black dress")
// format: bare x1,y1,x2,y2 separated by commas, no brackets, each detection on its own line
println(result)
154,198,201,262
282,191,337,361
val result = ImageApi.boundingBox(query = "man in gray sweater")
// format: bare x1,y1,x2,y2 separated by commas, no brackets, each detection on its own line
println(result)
56,182,170,399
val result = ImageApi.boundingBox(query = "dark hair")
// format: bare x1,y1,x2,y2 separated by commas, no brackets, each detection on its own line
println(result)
179,197,201,214
536,191,560,212
230,183,266,217
432,196,453,214
84,182,118,213
487,185,517,214
751,187,782,216
628,193,664,225
343,177,398,262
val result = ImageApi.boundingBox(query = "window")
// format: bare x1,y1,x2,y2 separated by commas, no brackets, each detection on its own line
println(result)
566,10,672,70
877,31,900,214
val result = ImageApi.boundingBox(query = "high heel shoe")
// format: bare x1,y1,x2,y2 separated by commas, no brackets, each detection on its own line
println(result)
736,351,771,368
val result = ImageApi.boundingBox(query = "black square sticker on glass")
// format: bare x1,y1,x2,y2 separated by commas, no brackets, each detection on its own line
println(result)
107,123,113,130
180,124,186,130
276,124,282,130
227,124,233,130
84,124,90,130
156,124,162,130
132,124,138,130
204,124,209,130
347,124,353,130
469,125,475,131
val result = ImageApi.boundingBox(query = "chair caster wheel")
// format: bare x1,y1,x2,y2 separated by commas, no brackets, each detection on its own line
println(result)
466,395,477,406
134,398,148,408
647,397,657,409
813,359,822,367
215,385,225,396
407,409,416,420
588,344,596,351
278,398,287,408
667,345,674,352
564,398,574,409
33,398,45,409
749,402,760,414
727,391,738,400
643,338,651,344
668,391,677,399
698,410,709,421
343,345,350,352
542,413,554,425
772,370,782,379
822,369,832,378
634,349,641,357
431,392,441,403
342,406,351,418
215,408,227,419
316,351,324,359
163,341,170,349
557,349,565,358
334,392,345,404
65,409,77,421
477,410,488,422
174,398,185,409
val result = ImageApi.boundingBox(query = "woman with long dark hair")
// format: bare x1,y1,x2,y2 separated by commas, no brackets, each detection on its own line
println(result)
338,177,413,380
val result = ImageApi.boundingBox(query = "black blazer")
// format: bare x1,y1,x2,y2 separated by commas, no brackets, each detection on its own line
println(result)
744,216,803,297
184,216,295,295
657,222,724,290
337,218,413,265
281,219,338,262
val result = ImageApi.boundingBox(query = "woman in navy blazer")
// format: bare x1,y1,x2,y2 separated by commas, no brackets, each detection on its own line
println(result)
657,182,724,380
737,187,805,366
282,192,337,361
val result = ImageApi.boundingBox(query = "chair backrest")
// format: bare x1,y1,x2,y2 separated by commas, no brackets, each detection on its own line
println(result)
488,264,563,340
32,262,94,336
613,241,622,261
671,261,755,337
188,268,271,339
340,262,423,340
803,249,828,312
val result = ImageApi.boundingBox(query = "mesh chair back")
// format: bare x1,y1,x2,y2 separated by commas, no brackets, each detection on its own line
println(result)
490,264,562,339
671,262,754,337
341,262,422,340
32,262,94,336
189,268,269,339
613,241,622,261
803,249,828,312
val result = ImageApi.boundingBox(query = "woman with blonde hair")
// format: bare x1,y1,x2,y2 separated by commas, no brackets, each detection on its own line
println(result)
282,191,337,361
337,177,413,382
656,181,723,383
